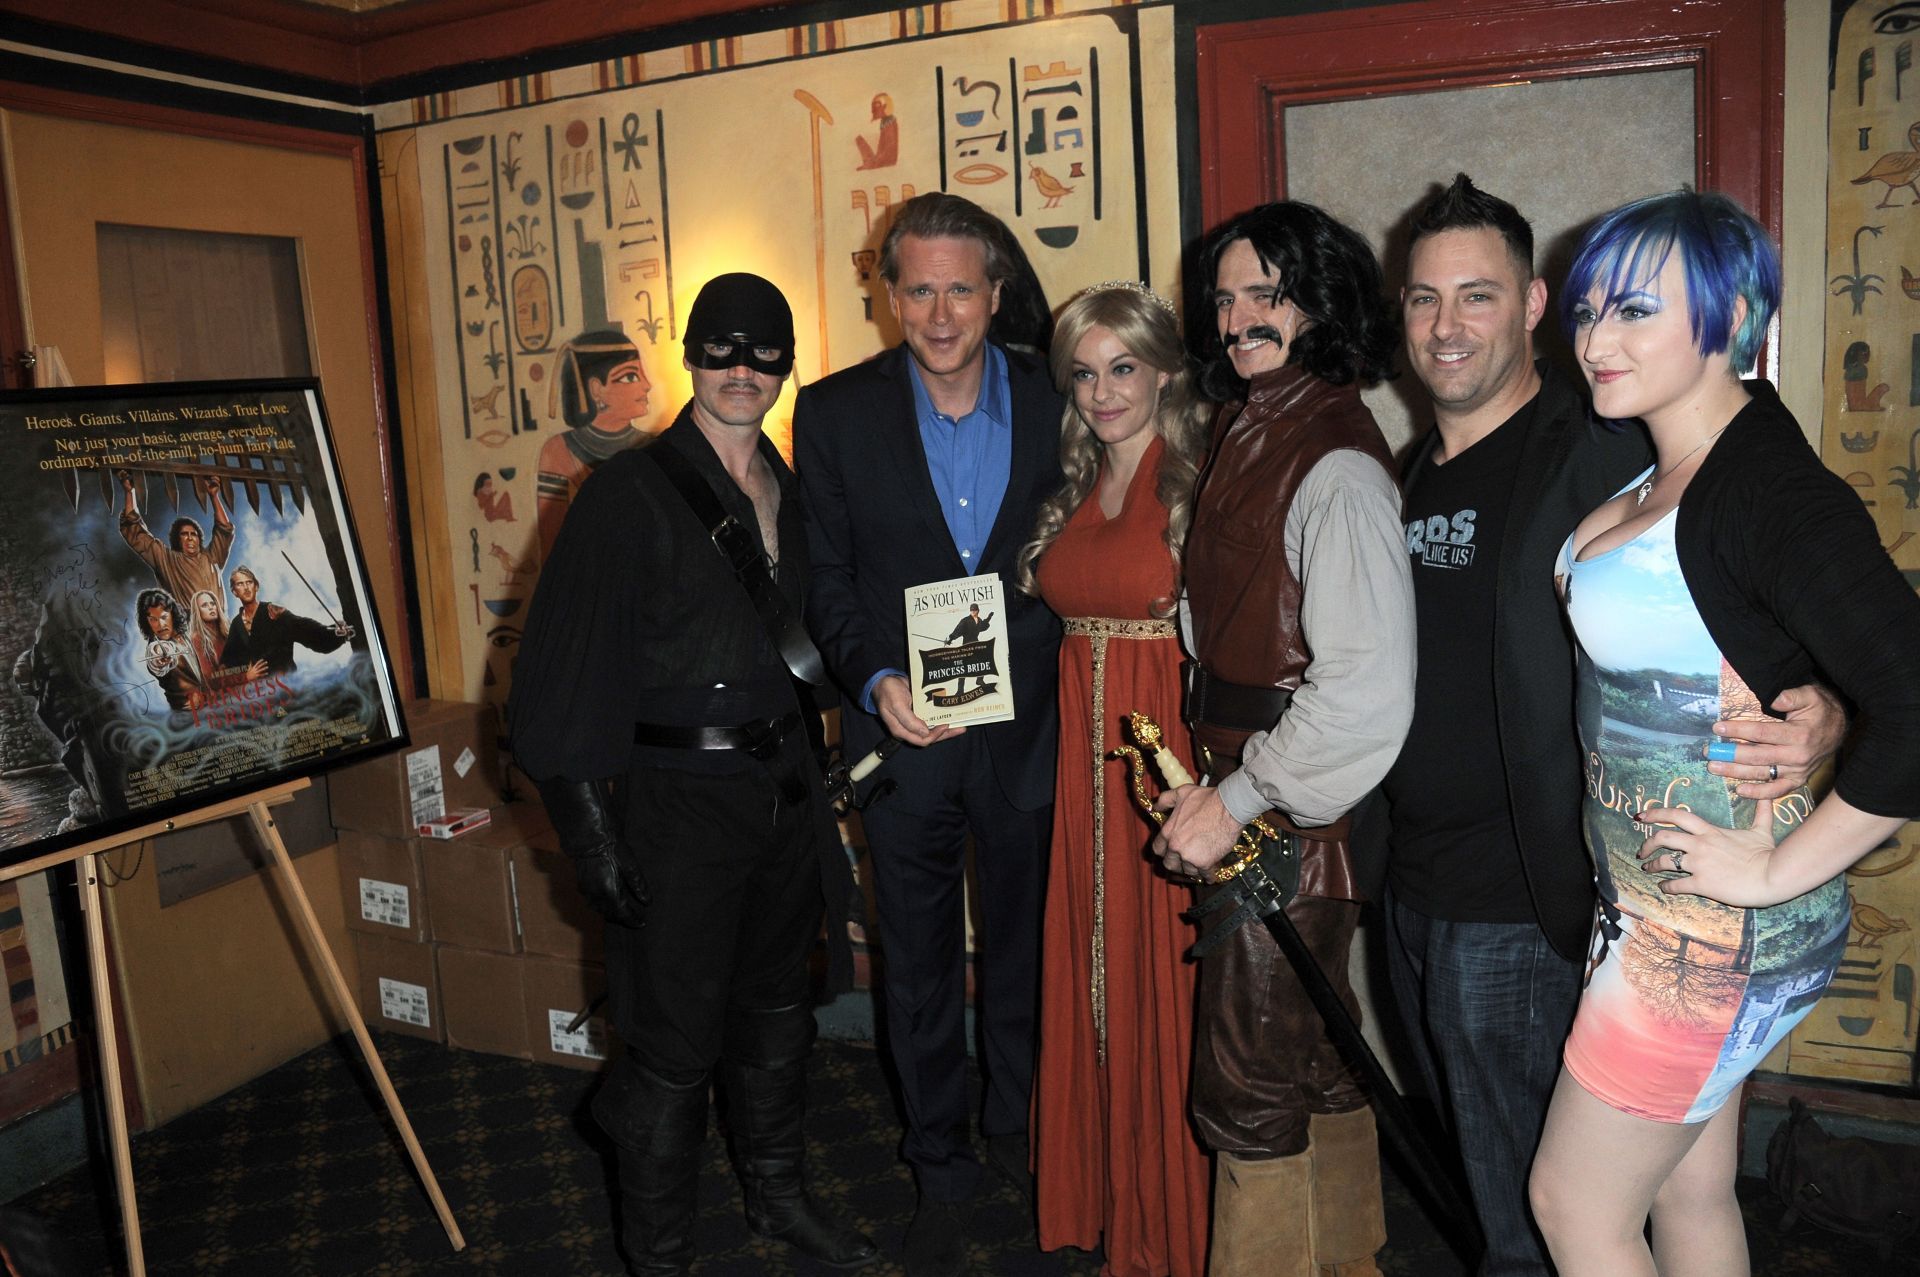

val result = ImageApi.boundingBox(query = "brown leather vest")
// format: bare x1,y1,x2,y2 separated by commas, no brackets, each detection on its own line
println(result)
1184,364,1396,899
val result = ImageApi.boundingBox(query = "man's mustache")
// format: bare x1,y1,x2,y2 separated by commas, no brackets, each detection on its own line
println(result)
1225,324,1285,348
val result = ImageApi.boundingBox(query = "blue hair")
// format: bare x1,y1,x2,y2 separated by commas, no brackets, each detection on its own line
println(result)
1559,190,1779,372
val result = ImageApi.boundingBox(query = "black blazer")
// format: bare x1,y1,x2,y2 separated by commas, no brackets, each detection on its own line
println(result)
1361,362,1651,959
794,343,1064,811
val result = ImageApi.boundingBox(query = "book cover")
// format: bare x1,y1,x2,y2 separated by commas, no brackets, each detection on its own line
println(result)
904,573,1015,728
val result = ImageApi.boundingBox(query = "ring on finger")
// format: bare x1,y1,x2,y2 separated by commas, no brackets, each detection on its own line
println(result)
1670,849,1686,874
1767,763,1778,783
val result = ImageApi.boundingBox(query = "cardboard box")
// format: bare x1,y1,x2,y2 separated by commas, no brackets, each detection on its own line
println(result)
421,831,519,955
468,800,554,852
329,699,503,837
437,944,532,1059
352,932,442,1042
522,956,612,1071
510,839,605,963
337,828,430,942
419,802,554,953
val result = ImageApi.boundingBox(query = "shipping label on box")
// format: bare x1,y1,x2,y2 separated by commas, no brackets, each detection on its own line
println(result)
406,745,446,826
359,877,412,929
379,977,432,1028
454,746,478,779
547,1008,608,1061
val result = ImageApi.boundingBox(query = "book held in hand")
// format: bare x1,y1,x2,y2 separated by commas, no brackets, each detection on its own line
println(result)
903,573,1015,729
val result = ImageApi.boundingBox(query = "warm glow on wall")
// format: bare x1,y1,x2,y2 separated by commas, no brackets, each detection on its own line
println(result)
654,248,832,465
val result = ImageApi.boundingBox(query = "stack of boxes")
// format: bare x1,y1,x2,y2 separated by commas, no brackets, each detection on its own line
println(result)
332,699,612,1071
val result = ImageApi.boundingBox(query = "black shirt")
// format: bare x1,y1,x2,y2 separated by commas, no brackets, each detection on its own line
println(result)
508,407,807,782
1385,397,1534,922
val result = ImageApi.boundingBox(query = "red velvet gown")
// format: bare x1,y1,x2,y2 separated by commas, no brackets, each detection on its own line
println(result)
1032,436,1208,1277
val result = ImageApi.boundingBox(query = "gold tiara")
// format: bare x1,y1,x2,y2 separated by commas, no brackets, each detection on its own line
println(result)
1079,279,1177,317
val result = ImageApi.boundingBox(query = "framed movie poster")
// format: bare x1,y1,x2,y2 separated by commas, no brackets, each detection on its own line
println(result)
0,379,403,871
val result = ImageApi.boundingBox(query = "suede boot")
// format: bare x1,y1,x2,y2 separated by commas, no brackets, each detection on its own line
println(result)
1308,1106,1387,1275
591,1056,709,1277
722,1003,879,1268
1209,1151,1314,1277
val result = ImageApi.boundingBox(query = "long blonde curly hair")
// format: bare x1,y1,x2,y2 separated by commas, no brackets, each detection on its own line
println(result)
1015,284,1212,615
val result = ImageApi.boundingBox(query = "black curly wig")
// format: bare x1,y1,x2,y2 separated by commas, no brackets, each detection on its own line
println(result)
135,588,187,640
1197,201,1398,401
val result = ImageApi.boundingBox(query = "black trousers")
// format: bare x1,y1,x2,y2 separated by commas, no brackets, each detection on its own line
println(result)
858,731,1050,1203
608,747,826,1083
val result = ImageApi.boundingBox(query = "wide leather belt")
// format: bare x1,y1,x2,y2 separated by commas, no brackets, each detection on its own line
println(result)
1182,660,1294,734
632,712,802,758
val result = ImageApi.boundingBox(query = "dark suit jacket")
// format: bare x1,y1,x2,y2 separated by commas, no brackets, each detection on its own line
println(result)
1359,362,1651,959
794,344,1064,812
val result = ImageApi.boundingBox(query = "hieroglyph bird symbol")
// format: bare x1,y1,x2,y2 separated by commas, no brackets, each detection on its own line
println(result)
1832,224,1885,316
1853,122,1920,207
1850,900,1912,949
1029,164,1075,209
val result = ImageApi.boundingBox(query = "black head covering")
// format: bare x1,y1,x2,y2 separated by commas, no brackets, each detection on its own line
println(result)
685,273,795,375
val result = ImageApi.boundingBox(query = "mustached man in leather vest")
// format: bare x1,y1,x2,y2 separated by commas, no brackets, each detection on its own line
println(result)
1153,204,1416,1277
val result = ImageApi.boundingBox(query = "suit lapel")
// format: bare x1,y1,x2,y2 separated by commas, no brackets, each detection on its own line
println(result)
1497,365,1572,606
978,352,1053,571
876,347,967,566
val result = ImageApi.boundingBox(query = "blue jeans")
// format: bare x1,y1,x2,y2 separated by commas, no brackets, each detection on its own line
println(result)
1384,888,1583,1277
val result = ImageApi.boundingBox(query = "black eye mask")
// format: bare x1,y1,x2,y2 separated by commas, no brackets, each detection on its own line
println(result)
686,334,793,376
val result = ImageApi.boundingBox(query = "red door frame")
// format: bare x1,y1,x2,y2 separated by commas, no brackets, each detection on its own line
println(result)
1195,0,1784,241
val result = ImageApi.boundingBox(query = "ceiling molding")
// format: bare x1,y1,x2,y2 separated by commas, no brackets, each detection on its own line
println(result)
0,0,805,96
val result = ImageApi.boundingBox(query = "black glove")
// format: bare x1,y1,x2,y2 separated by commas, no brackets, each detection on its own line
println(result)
536,776,649,929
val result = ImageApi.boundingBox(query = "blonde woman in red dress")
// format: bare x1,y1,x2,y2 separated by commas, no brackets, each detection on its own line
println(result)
1017,283,1213,1277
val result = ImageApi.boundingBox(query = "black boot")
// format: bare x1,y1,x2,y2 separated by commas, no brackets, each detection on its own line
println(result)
591,1055,709,1277
722,1004,879,1269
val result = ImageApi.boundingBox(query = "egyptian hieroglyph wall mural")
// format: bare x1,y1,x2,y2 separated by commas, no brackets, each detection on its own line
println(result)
1761,0,1920,1089
376,2,1179,715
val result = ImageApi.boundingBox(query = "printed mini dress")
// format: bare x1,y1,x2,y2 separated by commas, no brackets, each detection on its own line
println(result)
1557,474,1849,1123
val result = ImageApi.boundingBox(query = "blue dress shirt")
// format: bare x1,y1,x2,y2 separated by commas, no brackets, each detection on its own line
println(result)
910,342,1012,561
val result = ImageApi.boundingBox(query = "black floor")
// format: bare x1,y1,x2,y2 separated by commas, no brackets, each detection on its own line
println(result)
5,1032,1902,1275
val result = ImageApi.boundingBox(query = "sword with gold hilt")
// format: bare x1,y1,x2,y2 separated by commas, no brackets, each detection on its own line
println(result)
1110,711,1484,1264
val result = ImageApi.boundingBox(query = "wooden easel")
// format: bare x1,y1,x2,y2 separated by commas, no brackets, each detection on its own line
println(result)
0,777,465,1275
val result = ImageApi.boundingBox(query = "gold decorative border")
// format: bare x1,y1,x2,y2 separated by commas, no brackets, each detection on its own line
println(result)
1062,614,1174,1062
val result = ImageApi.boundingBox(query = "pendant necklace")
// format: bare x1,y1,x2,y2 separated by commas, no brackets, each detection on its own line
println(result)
1636,424,1728,506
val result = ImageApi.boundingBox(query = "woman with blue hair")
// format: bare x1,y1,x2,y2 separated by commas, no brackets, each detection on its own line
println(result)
1530,189,1920,1274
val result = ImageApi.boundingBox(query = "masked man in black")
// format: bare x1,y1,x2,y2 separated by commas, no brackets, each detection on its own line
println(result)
510,274,875,1276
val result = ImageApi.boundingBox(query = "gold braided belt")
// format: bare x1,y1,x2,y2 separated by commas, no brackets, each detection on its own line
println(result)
1063,615,1176,1063
1062,617,1176,641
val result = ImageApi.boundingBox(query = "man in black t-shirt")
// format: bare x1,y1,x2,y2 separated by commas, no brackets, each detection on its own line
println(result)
1383,176,1845,1277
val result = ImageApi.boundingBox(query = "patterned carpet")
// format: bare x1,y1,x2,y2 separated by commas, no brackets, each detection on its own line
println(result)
5,1031,1906,1275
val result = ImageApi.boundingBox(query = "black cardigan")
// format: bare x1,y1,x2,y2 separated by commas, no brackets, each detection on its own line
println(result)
1674,380,1920,819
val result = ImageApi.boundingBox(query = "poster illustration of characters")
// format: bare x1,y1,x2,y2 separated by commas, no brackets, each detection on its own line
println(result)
0,380,402,870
